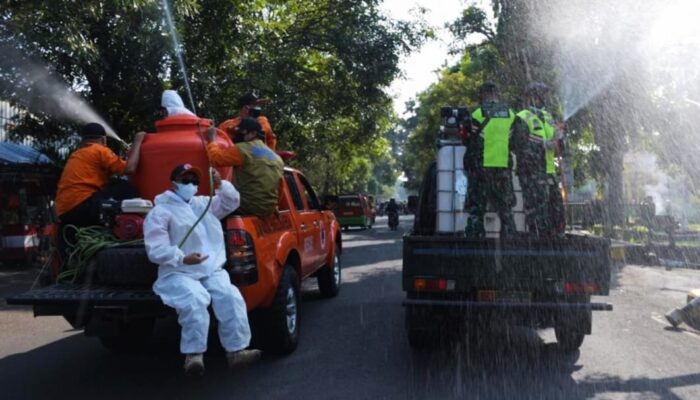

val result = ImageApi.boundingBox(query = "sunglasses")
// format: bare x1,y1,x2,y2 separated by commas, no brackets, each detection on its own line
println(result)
179,178,200,185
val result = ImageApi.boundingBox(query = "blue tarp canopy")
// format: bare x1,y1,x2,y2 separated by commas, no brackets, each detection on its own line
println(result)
0,142,53,165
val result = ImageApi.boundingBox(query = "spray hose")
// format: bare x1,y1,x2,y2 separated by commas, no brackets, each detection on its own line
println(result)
554,138,569,231
57,225,143,283
177,120,215,249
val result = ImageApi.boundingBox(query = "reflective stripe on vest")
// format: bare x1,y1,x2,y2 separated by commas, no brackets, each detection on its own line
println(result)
516,109,556,174
472,106,515,168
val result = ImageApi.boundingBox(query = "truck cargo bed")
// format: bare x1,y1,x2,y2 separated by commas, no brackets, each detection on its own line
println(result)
402,232,612,296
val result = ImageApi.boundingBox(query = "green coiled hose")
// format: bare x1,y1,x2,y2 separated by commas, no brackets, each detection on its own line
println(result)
57,225,143,283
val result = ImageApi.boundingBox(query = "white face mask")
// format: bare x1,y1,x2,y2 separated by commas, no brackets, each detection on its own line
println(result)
173,182,198,202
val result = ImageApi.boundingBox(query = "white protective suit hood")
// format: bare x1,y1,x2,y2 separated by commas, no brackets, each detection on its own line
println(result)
161,90,195,117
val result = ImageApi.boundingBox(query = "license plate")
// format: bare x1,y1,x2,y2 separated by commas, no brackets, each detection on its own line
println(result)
478,290,531,303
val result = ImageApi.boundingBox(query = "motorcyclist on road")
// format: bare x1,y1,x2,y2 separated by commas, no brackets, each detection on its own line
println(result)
386,198,399,229
386,198,399,214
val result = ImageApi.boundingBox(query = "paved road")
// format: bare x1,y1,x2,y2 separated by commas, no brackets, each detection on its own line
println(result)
1,215,700,399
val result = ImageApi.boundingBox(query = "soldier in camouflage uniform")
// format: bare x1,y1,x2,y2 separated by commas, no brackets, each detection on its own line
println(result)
511,82,565,236
463,81,517,238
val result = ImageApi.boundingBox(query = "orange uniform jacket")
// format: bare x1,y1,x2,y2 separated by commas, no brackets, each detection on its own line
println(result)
206,142,244,167
218,116,277,150
55,143,127,216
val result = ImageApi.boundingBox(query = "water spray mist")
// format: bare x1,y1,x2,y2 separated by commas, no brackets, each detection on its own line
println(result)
0,43,126,146
161,0,196,115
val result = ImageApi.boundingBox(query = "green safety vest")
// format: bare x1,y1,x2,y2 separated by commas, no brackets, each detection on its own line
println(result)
516,108,556,174
471,105,515,168
233,139,284,216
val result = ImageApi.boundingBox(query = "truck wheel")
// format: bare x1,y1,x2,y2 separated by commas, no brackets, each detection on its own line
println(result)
555,328,585,352
405,307,435,349
98,318,155,353
317,243,341,298
407,328,433,349
255,266,300,355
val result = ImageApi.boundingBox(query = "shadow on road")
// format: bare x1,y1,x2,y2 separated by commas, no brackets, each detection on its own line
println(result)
0,265,40,309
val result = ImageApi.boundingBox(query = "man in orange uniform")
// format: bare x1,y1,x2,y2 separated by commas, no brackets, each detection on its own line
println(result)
218,92,277,150
56,122,145,228
206,118,284,217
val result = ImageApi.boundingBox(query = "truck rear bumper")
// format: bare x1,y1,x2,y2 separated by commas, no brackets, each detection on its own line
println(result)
6,284,164,313
402,298,613,311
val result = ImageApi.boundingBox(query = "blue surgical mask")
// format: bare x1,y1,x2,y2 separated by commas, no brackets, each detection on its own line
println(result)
173,182,198,202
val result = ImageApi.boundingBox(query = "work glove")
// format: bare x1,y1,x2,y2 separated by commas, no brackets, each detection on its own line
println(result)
206,127,217,142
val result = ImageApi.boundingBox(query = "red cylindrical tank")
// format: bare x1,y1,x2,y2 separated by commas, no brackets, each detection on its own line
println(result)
130,115,233,201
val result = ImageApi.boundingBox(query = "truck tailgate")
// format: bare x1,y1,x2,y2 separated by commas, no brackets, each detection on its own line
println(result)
6,284,163,308
402,233,611,295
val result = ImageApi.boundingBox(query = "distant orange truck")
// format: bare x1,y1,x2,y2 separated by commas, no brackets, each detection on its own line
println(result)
9,166,342,355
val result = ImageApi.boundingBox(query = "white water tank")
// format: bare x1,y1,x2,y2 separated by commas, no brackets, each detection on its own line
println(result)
436,145,468,233
435,146,527,236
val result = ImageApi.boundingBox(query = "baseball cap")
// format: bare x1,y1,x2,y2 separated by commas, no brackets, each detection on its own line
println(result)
237,92,269,108
170,163,202,181
81,122,107,138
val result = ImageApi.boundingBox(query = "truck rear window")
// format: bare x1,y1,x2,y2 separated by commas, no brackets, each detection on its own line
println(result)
284,172,305,210
339,198,362,208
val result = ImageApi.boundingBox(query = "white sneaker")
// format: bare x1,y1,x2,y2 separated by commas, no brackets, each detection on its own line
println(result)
184,353,205,376
226,349,262,369
665,308,684,328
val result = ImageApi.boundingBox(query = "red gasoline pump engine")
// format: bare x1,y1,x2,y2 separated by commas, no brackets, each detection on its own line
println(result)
113,214,145,241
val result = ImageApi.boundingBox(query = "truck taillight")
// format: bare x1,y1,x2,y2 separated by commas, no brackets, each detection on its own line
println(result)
225,229,258,286
414,278,455,292
563,282,597,294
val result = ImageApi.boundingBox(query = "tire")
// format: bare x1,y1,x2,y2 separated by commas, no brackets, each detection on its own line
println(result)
407,328,433,349
405,307,435,350
555,328,585,352
255,266,300,355
98,318,155,353
317,243,341,298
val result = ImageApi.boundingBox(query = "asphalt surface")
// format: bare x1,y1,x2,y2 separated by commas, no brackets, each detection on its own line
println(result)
1,215,700,399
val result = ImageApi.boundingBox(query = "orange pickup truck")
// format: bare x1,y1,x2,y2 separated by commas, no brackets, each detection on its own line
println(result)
8,167,342,355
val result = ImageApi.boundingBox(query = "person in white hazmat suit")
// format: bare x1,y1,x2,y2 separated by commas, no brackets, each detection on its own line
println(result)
160,89,196,117
144,163,260,376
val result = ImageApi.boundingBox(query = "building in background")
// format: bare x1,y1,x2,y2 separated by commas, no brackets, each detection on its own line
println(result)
0,102,59,266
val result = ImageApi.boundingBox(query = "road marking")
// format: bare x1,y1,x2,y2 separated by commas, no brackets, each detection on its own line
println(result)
651,313,700,341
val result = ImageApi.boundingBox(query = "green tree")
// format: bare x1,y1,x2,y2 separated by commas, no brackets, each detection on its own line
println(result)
0,0,424,195
400,52,493,191
0,1,198,145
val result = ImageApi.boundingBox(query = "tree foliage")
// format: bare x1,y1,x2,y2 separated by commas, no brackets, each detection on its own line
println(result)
0,0,425,195
401,0,694,229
